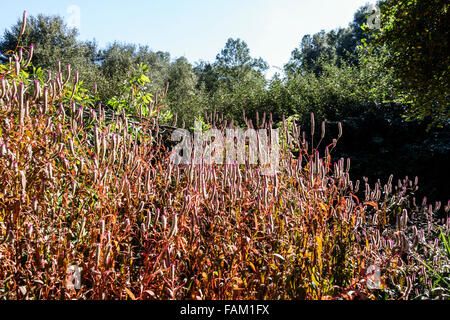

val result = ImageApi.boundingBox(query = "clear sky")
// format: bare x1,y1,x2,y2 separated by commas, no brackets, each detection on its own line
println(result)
0,0,376,77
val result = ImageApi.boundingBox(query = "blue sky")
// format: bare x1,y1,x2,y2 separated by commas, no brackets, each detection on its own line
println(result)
0,0,375,77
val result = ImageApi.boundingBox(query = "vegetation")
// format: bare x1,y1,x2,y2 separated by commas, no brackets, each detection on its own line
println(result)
369,0,449,125
0,1,449,300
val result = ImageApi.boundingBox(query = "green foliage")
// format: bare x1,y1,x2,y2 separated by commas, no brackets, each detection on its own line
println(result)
284,4,377,77
0,13,102,94
97,42,171,103
107,63,153,116
371,0,450,125
215,38,268,75
190,115,211,132
266,51,396,124
192,38,269,122
165,57,206,126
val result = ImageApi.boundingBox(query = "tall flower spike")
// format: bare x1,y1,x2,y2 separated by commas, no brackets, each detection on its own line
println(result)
32,79,41,101
55,75,62,94
75,71,79,86
19,11,27,37
100,220,105,238
14,56,20,75
69,138,75,156
23,44,34,68
19,82,25,127
18,48,23,63
94,125,100,156
25,100,30,119
96,244,101,267
20,170,27,196
63,64,71,86
43,87,48,114
321,121,325,139
168,213,178,238
0,77,5,99
70,73,78,100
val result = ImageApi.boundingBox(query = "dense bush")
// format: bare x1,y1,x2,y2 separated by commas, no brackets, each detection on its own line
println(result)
331,104,450,203
0,31,449,299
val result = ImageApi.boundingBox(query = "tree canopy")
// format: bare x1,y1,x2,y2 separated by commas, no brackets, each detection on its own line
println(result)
371,0,450,125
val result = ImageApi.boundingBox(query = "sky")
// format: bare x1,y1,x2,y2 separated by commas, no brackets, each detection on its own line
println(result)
0,0,376,77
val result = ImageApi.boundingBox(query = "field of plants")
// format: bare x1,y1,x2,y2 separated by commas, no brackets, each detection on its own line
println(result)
1,10,449,300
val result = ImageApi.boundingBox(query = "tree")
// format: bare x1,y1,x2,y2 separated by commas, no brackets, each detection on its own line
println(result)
284,4,378,77
215,38,268,79
0,14,101,90
97,42,172,103
97,42,140,101
214,38,268,120
166,57,207,126
193,61,220,93
135,47,171,95
0,13,173,106
193,38,269,122
371,0,450,125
